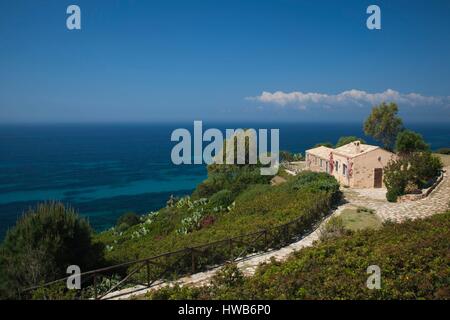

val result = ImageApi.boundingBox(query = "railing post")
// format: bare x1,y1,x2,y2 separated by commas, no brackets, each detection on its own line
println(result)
191,248,196,274
264,229,268,249
146,260,150,286
229,239,234,262
93,274,98,300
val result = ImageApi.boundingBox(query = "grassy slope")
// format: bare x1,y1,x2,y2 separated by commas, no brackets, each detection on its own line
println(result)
95,175,339,264
149,211,450,300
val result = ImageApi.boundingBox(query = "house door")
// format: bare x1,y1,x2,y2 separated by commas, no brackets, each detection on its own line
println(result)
374,168,383,188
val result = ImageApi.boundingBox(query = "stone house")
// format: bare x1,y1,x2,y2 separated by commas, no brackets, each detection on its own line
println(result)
305,141,396,188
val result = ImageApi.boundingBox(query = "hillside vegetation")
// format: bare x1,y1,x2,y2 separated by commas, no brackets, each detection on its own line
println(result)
96,170,341,264
148,212,450,300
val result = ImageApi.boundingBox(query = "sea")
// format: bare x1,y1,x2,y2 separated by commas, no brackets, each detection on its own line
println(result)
0,122,449,240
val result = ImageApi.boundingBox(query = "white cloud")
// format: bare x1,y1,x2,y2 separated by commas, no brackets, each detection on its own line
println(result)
246,89,449,109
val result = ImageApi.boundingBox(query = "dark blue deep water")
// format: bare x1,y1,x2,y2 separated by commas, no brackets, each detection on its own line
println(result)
0,122,449,239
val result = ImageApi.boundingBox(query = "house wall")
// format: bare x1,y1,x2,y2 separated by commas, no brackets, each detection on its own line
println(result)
350,149,397,188
329,153,351,187
306,149,396,188
305,153,327,173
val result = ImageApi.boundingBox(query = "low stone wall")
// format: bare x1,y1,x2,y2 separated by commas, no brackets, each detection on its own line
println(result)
283,161,306,175
398,171,444,202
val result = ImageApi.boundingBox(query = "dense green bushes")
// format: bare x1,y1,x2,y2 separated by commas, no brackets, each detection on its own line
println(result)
395,130,429,156
96,171,341,267
384,152,443,202
0,202,104,299
290,171,341,204
192,164,271,199
116,212,141,232
208,189,234,208
148,212,450,300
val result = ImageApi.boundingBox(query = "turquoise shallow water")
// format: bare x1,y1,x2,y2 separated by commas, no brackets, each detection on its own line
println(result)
0,122,448,239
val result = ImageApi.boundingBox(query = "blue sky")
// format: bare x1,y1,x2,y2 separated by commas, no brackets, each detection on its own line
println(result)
1,0,450,123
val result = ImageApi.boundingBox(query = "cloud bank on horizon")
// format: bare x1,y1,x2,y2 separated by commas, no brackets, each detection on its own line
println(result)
247,89,450,110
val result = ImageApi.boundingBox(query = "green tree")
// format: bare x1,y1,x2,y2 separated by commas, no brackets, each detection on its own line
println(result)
364,102,403,150
192,130,272,199
0,202,104,298
395,130,429,156
335,136,367,148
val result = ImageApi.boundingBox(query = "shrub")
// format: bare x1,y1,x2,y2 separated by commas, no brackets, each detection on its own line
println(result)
408,152,443,188
383,158,409,202
395,130,429,156
116,212,141,230
208,189,234,208
0,202,104,299
290,171,341,204
148,284,201,300
192,165,271,199
383,152,442,201
31,282,78,300
386,188,400,202
211,263,244,289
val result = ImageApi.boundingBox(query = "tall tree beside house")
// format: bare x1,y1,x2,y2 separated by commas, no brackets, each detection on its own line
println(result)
335,136,367,148
364,102,403,151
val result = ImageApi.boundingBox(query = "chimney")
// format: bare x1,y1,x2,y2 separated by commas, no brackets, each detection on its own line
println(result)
353,141,361,153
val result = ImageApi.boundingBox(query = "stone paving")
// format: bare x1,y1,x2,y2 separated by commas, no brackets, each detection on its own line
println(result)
342,166,449,223
105,167,450,300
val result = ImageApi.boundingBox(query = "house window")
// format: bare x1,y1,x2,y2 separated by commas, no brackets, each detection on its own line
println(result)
320,159,323,167
343,164,347,176
335,161,339,171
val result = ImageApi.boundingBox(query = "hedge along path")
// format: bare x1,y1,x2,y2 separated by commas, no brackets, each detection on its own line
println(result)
104,166,450,300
